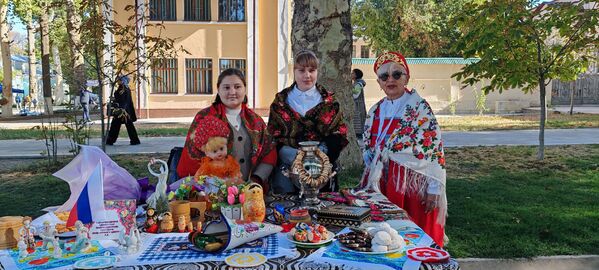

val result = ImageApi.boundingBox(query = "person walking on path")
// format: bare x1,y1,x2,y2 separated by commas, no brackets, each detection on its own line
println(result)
106,75,140,145
15,94,22,111
80,87,93,122
352,68,367,138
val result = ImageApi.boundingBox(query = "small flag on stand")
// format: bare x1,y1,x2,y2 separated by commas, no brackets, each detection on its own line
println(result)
66,161,106,227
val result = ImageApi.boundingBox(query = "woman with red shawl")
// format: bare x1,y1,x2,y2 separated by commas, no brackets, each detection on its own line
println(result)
177,68,277,192
360,52,447,247
267,50,349,194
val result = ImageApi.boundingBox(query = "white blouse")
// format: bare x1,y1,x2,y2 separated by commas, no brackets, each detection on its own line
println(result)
286,85,322,117
225,107,242,131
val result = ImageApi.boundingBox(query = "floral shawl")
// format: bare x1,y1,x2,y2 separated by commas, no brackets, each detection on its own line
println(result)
268,83,349,160
362,89,447,225
178,103,276,177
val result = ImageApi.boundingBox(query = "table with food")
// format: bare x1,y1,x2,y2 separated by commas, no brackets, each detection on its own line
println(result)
0,145,458,270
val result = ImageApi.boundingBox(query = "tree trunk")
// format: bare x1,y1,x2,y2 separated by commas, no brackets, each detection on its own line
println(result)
538,75,546,160
51,44,66,105
65,0,86,96
26,12,38,102
291,0,362,170
569,79,575,115
40,2,53,115
0,1,12,117
90,0,106,151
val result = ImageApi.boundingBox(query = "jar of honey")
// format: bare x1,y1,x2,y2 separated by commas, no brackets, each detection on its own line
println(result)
289,209,311,224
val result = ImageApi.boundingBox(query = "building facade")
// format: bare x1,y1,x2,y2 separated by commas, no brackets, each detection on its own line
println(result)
111,0,545,118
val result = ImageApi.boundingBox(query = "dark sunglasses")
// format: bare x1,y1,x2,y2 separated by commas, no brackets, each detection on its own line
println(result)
378,71,405,81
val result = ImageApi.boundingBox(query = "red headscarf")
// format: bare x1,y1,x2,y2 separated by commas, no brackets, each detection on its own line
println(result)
192,115,230,149
373,51,410,76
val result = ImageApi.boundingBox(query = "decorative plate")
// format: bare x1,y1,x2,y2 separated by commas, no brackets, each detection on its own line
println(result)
225,252,267,267
57,231,77,238
337,241,403,255
73,256,117,269
287,231,335,248
406,247,450,262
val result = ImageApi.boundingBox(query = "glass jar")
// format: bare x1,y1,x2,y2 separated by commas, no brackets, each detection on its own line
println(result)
289,208,312,224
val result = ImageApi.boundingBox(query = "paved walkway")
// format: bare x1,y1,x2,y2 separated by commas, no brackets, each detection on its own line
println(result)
1,128,598,158
526,105,599,115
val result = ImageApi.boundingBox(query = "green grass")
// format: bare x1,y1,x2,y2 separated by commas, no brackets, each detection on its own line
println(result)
0,154,168,218
444,145,599,258
2,113,599,140
438,113,599,131
1,146,598,258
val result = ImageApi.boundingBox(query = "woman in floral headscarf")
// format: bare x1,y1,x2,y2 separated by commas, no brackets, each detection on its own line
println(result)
360,52,447,247
267,49,349,194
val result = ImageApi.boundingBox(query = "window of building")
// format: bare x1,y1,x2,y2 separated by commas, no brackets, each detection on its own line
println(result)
149,0,177,21
360,45,370,58
352,45,356,58
151,58,178,94
219,59,246,75
185,59,212,94
218,0,245,22
185,0,211,21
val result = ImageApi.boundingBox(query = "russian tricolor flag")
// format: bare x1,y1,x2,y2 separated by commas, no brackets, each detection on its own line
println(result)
66,161,106,227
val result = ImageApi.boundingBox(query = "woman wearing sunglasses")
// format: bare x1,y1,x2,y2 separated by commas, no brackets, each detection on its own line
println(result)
360,51,447,247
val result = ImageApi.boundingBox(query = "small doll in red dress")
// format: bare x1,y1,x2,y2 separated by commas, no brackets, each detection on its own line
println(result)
192,116,242,185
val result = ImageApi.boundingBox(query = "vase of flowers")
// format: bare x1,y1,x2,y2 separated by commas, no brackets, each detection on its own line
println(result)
168,177,208,226
211,183,246,220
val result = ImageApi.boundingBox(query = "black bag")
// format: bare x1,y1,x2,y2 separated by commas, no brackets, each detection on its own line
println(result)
167,147,184,184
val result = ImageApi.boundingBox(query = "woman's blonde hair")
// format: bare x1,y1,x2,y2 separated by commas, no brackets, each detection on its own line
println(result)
294,49,319,69
203,137,228,152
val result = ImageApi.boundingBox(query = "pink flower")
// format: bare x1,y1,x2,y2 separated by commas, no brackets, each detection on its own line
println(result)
339,125,348,135
400,126,413,135
321,111,335,125
239,193,245,204
228,186,238,196
227,194,235,205
281,111,291,121
423,138,432,147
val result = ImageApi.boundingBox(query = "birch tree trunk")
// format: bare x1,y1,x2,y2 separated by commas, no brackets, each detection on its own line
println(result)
65,0,86,96
0,0,12,117
291,0,362,169
26,11,38,102
52,44,66,105
40,1,53,114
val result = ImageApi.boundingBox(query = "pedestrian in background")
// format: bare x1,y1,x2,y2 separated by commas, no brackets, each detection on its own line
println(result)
106,75,140,145
80,87,92,122
15,94,22,111
352,68,367,138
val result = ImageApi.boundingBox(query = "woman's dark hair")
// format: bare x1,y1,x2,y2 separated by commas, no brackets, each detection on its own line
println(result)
352,68,363,80
214,68,248,104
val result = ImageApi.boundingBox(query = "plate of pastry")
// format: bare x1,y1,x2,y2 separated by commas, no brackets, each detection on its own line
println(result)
287,223,334,248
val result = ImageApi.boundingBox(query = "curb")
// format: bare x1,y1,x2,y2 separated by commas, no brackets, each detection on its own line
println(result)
457,255,599,270
0,151,172,159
